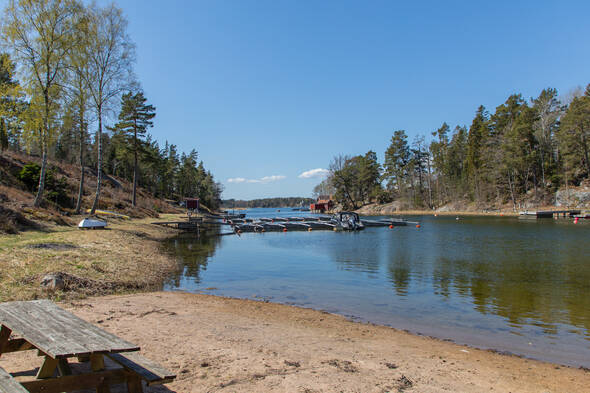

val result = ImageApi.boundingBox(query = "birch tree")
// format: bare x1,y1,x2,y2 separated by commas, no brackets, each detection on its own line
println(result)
65,5,91,213
2,0,78,206
83,2,134,214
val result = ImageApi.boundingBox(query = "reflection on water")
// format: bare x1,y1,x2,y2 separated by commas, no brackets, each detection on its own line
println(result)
163,211,590,366
164,231,222,286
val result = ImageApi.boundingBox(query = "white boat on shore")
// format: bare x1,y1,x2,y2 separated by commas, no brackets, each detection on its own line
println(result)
78,218,107,229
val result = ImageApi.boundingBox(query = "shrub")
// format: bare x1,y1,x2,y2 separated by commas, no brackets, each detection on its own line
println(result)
17,163,72,208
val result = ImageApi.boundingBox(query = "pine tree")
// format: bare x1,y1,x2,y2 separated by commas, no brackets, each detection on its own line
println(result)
383,130,411,199
466,106,489,201
112,91,156,206
558,84,590,182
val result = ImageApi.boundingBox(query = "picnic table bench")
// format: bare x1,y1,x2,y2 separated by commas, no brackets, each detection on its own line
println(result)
0,299,175,393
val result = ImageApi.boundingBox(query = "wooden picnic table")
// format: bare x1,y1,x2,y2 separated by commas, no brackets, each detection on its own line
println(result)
0,299,175,393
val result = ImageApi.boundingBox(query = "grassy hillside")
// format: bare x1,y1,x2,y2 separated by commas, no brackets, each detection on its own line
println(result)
0,151,181,233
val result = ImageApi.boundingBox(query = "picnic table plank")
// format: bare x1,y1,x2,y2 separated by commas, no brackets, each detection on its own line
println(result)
0,300,138,359
0,366,29,393
107,352,176,385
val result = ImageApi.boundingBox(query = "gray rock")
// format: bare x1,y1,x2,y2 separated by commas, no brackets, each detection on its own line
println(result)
40,273,65,291
555,187,590,208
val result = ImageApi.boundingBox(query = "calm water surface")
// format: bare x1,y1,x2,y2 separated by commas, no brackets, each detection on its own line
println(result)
163,209,590,366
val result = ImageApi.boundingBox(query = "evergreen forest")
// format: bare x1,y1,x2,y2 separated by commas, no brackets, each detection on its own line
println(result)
317,87,590,211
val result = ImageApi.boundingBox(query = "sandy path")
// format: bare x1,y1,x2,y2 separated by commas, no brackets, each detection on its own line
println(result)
1,292,588,393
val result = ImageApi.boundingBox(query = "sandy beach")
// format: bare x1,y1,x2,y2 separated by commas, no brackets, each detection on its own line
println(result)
2,291,588,393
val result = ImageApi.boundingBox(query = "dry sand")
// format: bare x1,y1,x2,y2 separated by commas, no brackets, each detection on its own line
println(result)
2,291,588,393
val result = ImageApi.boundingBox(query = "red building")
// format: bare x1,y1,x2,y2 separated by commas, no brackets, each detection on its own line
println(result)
185,198,199,211
310,195,333,213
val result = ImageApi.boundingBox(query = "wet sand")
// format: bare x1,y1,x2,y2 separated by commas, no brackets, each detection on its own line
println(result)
2,291,588,392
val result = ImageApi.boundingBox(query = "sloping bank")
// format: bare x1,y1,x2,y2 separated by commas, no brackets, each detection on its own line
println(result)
0,215,181,302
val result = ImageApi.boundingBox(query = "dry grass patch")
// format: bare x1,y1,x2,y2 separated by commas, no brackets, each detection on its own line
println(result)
0,217,181,302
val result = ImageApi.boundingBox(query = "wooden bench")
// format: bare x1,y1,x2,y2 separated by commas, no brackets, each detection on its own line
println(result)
106,352,175,386
0,366,28,393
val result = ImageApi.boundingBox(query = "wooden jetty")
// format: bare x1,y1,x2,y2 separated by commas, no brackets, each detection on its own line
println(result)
152,217,203,231
519,210,581,219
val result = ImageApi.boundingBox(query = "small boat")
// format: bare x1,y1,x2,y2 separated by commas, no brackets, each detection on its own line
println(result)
331,212,364,231
78,218,107,229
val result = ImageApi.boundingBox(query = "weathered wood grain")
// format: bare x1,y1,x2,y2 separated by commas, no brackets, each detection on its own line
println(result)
17,369,127,393
0,300,139,358
107,352,176,386
36,356,58,379
0,366,29,393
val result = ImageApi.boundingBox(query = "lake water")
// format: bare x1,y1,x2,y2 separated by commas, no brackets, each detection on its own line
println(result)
163,208,590,367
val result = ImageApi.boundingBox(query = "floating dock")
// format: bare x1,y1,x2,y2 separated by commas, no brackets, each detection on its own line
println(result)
519,210,581,219
153,213,420,234
230,216,419,233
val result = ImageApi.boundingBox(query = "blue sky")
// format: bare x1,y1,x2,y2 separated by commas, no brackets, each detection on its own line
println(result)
5,1,590,199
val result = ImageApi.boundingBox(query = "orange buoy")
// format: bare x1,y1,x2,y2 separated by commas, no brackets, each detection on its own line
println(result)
416,224,421,228
574,217,579,224
389,225,393,229
283,228,287,232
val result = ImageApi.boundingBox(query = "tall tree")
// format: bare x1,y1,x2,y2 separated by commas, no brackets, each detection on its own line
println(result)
531,88,561,188
66,5,92,213
466,106,489,201
558,84,590,181
329,152,380,209
83,2,135,214
430,122,450,204
383,130,410,199
0,53,24,149
2,0,78,206
111,91,155,206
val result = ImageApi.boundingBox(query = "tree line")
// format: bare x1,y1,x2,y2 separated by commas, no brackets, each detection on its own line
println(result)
318,86,590,211
222,197,314,209
0,0,222,212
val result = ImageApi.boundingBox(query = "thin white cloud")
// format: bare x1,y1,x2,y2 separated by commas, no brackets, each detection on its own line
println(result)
258,175,286,183
227,175,286,184
298,168,329,179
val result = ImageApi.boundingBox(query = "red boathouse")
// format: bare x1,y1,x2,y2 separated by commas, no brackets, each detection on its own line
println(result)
310,195,333,213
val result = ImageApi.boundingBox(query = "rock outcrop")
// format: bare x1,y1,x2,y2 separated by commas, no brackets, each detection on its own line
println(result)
555,185,590,208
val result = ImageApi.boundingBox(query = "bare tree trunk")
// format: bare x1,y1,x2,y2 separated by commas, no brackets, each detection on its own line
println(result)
33,132,48,207
75,115,85,214
34,91,51,208
90,105,103,215
132,126,137,207
507,171,517,212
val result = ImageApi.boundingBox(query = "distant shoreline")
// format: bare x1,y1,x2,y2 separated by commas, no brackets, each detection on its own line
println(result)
355,208,519,217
